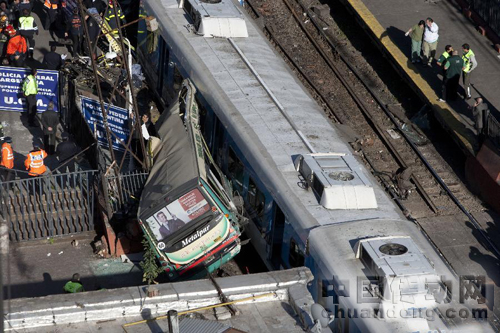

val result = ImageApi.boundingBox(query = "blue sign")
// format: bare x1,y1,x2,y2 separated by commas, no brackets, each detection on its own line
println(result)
0,66,59,112
80,96,130,152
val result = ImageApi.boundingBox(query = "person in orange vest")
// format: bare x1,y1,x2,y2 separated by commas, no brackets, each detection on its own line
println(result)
6,29,27,67
1,136,14,183
43,0,66,31
25,144,47,176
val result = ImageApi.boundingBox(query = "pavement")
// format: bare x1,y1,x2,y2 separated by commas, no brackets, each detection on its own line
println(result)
1,233,145,300
346,0,500,117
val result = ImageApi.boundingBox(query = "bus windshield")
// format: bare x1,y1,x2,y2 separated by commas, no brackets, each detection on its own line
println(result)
145,188,212,241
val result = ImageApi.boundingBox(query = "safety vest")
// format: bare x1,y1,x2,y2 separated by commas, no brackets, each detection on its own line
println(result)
23,75,38,96
44,0,65,9
1,143,14,169
462,49,475,73
64,281,84,293
19,16,36,30
25,150,47,176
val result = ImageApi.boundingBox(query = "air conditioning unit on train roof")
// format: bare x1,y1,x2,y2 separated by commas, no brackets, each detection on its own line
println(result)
355,237,436,278
294,153,377,209
180,0,248,38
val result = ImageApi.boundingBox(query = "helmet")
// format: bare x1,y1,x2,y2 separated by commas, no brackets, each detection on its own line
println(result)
7,27,16,36
0,15,7,23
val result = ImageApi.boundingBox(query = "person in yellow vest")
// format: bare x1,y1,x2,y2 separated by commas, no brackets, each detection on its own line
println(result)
437,45,453,102
18,9,38,58
462,43,477,100
1,136,14,184
22,68,38,127
25,144,47,176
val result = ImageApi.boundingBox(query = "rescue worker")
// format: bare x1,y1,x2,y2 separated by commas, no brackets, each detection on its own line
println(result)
0,15,10,59
22,68,38,126
0,136,14,183
437,45,453,102
25,144,47,176
462,43,477,100
56,132,80,172
104,0,125,33
43,0,65,31
443,50,464,102
18,8,37,58
40,101,59,155
6,29,27,67
63,273,84,293
65,7,83,57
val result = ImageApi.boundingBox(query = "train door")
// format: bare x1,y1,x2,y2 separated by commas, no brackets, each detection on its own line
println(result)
269,204,285,269
281,220,305,269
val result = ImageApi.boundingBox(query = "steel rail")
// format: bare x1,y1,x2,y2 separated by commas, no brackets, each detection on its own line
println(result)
297,1,500,260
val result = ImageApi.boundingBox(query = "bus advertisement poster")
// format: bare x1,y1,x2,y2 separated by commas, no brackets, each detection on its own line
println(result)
80,96,130,152
0,66,59,112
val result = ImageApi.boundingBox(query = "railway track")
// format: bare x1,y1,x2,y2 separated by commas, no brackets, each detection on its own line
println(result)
244,0,500,260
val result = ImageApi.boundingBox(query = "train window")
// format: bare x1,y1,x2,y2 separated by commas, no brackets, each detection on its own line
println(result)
247,177,265,220
173,66,184,95
228,147,244,191
289,238,305,268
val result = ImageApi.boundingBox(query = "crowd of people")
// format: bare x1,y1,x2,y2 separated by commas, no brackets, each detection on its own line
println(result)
0,0,125,67
405,17,488,138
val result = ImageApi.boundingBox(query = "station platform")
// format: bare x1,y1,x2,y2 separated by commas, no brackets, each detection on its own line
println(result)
336,0,500,156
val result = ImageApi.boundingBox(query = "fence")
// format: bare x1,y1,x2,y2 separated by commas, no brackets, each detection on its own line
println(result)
104,170,149,218
486,112,500,147
0,170,97,241
465,0,500,37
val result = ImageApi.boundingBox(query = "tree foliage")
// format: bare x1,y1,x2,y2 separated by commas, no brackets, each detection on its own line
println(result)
139,237,163,285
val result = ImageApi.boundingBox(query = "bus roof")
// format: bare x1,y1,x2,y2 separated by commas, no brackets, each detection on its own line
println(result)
138,100,201,221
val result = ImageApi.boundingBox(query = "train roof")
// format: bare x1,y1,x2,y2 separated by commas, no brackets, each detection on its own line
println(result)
144,0,402,242
307,219,490,332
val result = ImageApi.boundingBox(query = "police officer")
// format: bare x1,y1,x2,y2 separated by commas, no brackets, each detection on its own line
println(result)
104,0,125,32
462,44,477,100
18,8,37,58
1,136,14,183
63,273,84,293
22,68,38,127
25,144,47,176
41,101,59,154
56,132,80,172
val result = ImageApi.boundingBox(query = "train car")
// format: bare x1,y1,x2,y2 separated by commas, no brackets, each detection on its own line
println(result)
137,80,242,280
136,0,492,331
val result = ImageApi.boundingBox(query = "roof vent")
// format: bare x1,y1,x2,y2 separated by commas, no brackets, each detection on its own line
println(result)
355,237,435,278
294,153,377,210
181,0,248,38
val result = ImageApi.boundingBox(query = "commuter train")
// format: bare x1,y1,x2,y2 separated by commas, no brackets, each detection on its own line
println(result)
136,0,492,331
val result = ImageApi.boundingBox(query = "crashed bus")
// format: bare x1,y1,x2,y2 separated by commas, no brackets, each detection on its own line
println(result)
137,80,242,280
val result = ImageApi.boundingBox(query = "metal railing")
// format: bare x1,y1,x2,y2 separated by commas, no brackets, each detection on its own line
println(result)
466,0,500,37
0,170,97,241
486,112,500,147
104,170,149,218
